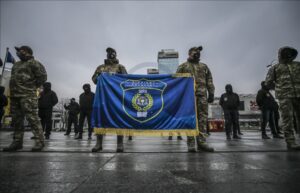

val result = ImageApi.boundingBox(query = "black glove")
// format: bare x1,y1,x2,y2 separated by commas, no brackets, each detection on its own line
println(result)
207,93,214,103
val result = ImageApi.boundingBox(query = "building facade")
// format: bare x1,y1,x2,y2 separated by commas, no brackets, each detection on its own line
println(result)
157,49,179,74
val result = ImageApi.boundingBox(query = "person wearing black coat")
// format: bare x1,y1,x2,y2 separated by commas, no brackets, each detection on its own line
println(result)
76,84,95,140
219,84,241,140
256,81,283,139
38,82,58,139
64,98,80,136
0,86,8,129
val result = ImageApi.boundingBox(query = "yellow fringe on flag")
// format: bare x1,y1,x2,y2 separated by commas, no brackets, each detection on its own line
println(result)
93,128,201,137
172,73,192,77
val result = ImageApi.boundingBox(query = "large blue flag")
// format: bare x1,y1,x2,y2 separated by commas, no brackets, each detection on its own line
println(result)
92,73,199,136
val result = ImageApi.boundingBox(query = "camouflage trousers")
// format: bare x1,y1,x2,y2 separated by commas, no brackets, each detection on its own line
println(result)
187,95,208,147
11,97,44,144
279,98,300,144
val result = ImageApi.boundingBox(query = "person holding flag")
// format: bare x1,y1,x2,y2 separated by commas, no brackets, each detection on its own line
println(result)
91,47,127,152
176,46,215,152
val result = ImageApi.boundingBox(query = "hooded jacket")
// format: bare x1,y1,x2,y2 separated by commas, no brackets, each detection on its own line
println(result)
256,88,276,110
79,91,95,111
265,47,300,99
219,92,240,110
38,83,58,109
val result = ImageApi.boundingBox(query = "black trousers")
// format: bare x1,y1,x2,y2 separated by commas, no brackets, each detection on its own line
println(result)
224,110,239,137
261,109,278,136
38,108,53,136
274,109,282,133
0,108,4,129
78,110,93,135
67,115,78,134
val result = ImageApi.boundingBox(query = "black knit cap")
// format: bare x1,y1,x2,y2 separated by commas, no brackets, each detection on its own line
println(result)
82,83,90,89
106,47,116,54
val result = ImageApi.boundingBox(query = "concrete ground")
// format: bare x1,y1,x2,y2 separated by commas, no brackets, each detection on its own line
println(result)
0,131,300,193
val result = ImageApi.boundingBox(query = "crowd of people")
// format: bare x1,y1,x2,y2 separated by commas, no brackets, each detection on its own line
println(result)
0,45,299,152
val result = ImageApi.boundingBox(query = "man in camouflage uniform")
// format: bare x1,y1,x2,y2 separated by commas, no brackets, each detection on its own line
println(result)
177,46,215,152
91,47,127,153
265,46,300,150
3,46,47,152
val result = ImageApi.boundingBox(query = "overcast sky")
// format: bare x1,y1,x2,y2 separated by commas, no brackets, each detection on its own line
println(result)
1,0,299,100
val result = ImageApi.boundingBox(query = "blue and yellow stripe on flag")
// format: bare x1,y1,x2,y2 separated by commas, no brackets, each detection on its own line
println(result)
92,73,199,136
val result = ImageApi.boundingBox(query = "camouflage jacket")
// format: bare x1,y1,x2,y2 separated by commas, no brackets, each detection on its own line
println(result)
92,59,127,84
177,61,215,96
265,61,300,99
10,58,47,98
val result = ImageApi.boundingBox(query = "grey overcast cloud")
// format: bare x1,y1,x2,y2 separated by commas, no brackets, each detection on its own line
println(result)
1,0,299,100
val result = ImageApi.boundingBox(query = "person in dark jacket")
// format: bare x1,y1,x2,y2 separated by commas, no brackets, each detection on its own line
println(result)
76,84,95,140
0,86,8,129
64,98,80,136
256,81,283,139
219,84,241,140
38,82,58,139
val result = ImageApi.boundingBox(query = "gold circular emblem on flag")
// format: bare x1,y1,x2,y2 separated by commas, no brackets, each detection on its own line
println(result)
132,93,153,112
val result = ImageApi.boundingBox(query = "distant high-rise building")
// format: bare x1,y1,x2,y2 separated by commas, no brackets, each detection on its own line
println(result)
147,68,159,74
157,49,179,74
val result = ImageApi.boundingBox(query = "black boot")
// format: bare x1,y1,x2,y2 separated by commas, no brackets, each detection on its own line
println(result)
32,140,45,152
226,135,231,140
116,136,124,152
262,134,270,139
168,136,172,140
187,136,196,152
287,142,300,150
233,135,241,139
88,133,92,140
75,133,82,139
92,135,103,152
177,136,183,140
273,134,284,139
198,142,215,152
197,136,214,152
128,136,133,141
3,141,23,152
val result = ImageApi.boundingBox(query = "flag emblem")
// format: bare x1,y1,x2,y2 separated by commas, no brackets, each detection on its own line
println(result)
121,79,166,123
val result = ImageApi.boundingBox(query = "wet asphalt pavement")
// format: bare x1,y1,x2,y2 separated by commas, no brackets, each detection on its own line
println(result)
0,131,300,193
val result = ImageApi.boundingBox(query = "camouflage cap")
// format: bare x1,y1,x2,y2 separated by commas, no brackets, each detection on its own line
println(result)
188,46,203,54
278,46,298,61
15,45,33,55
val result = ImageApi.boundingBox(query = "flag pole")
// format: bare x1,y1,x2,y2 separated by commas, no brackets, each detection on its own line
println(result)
0,47,9,85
